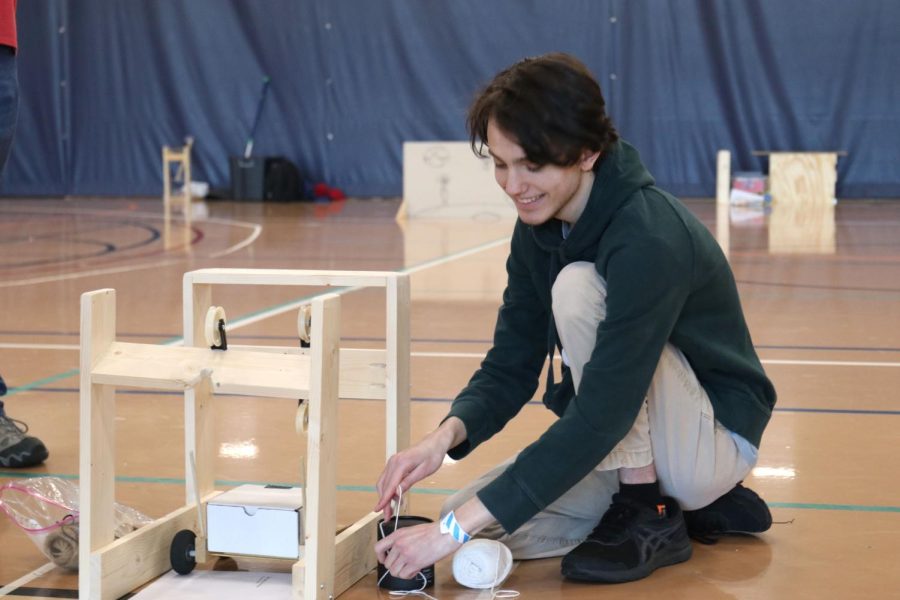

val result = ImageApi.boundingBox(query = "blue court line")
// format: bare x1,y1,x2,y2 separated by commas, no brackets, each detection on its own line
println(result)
772,407,900,416
737,279,900,294
6,386,900,416
5,328,900,354
766,502,900,513
1,471,897,513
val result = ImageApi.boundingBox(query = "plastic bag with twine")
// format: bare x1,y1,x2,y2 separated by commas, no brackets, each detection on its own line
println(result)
0,477,152,570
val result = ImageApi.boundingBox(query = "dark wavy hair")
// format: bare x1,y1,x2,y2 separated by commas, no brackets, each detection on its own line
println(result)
467,53,619,171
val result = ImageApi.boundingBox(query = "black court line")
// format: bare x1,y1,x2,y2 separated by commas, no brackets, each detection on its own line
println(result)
1,587,78,598
0,220,162,269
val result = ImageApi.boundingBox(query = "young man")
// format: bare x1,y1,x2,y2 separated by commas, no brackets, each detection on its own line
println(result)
1,0,50,469
375,53,774,584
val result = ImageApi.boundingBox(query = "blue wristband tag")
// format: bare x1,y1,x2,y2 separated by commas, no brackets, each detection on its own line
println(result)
440,511,471,544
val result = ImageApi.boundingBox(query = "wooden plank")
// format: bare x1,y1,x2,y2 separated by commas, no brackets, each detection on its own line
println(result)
91,496,213,600
91,343,387,400
402,141,517,220
227,346,387,400
714,151,732,260
187,377,216,536
333,512,380,596
162,147,172,223
79,290,118,600
301,293,341,600
769,152,837,209
716,150,731,206
185,268,395,288
768,152,837,254
385,274,411,461
92,343,310,397
184,284,214,509
752,149,847,156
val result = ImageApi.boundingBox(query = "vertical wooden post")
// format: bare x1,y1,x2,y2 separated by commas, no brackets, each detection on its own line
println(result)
715,150,731,259
183,142,193,227
183,279,215,562
716,150,731,206
298,293,341,600
79,289,118,600
385,274,410,461
162,147,172,223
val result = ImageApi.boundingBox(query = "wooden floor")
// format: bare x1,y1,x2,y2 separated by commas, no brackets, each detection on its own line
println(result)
0,196,898,599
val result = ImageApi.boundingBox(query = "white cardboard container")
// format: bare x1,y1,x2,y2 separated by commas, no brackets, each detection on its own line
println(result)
206,484,304,559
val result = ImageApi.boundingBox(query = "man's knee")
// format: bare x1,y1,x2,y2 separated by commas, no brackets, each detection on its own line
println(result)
551,262,607,324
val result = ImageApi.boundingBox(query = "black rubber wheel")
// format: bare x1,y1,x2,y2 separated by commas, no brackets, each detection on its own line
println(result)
170,529,197,575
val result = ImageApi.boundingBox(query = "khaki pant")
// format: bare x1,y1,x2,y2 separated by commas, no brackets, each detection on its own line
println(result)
442,262,756,559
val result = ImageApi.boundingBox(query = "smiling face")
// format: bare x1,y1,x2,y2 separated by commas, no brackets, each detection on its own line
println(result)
487,119,599,226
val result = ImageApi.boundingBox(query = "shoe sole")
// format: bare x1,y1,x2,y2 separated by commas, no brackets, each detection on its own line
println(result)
0,443,49,468
685,485,772,539
562,542,693,584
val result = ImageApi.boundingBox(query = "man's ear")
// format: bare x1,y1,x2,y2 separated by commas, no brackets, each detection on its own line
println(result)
580,149,601,171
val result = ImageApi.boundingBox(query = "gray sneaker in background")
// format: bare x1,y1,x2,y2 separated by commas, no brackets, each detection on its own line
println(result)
0,374,50,468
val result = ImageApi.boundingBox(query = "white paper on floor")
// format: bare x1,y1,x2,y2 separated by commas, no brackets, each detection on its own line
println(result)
130,570,293,599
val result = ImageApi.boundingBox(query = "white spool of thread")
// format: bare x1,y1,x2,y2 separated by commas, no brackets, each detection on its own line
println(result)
297,304,312,345
204,306,226,347
452,539,518,596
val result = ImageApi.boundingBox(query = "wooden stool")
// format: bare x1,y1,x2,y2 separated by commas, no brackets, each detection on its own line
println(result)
162,137,194,223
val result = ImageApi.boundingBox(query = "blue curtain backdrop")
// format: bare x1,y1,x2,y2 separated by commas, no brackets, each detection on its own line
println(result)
2,0,898,198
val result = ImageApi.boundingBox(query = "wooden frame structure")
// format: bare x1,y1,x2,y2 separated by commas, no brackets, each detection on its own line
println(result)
79,268,411,600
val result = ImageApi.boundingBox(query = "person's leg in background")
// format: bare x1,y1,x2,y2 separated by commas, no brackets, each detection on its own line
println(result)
0,374,49,468
0,43,17,169
0,43,50,468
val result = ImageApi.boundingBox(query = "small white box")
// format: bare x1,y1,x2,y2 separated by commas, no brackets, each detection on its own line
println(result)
206,484,303,559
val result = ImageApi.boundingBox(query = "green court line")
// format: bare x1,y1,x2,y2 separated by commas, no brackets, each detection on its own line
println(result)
1,471,898,512
0,471,456,494
3,369,80,396
767,501,900,513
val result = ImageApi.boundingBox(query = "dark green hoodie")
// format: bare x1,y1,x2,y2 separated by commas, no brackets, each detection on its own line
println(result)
444,140,776,533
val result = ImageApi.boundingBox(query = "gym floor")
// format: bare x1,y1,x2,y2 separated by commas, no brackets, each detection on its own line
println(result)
0,195,898,599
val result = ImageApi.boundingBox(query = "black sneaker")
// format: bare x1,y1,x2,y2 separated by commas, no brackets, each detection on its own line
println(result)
683,483,772,544
0,413,49,468
561,494,692,583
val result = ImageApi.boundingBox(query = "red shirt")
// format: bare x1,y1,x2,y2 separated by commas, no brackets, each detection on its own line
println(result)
0,0,16,50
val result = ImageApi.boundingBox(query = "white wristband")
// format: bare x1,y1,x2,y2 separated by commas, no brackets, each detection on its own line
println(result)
440,511,471,544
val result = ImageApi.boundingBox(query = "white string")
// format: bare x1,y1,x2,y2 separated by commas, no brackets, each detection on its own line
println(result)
376,486,519,600
489,541,519,599
378,485,435,598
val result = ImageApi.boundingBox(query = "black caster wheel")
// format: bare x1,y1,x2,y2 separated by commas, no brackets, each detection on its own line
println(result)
170,529,197,575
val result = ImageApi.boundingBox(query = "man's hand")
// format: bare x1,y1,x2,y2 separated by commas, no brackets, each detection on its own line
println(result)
374,417,466,519
375,521,461,580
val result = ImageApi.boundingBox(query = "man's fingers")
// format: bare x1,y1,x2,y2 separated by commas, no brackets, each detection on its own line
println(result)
374,476,399,512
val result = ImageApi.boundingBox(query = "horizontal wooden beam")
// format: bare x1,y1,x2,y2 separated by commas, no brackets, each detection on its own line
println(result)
87,496,215,600
333,511,380,596
91,343,387,400
185,268,399,288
